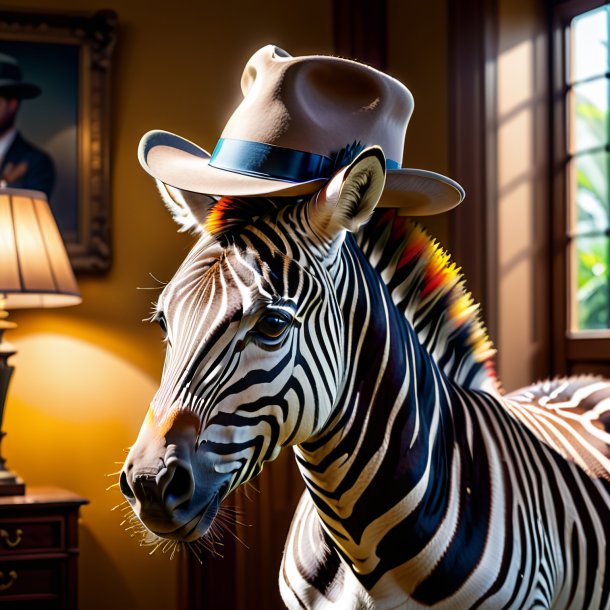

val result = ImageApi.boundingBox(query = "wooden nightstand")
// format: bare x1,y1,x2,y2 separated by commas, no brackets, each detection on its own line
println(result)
0,487,88,610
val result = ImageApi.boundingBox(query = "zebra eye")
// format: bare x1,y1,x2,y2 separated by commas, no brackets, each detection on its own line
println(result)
157,314,168,337
254,311,292,343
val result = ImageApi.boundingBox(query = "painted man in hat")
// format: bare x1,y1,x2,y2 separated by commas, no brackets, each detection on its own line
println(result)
0,53,55,198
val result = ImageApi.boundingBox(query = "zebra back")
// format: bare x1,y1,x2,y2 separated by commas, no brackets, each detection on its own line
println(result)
506,376,610,482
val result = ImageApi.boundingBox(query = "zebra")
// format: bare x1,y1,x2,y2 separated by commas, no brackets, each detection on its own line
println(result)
120,147,610,609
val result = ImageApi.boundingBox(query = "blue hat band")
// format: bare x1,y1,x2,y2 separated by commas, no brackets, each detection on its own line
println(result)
209,138,399,184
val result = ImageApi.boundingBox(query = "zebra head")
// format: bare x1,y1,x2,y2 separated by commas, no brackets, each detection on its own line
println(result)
120,147,386,543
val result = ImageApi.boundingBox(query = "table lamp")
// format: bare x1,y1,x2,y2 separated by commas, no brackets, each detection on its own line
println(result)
0,188,81,495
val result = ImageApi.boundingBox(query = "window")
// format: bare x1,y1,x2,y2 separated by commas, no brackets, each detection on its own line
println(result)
552,0,610,374
568,6,609,331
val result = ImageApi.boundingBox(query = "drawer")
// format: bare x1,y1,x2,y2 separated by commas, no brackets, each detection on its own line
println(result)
0,517,63,554
0,557,64,608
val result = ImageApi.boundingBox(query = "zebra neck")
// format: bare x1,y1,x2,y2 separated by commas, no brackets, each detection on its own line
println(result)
295,238,455,578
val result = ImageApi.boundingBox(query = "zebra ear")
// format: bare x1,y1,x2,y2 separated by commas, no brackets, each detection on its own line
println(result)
155,180,217,235
309,146,386,239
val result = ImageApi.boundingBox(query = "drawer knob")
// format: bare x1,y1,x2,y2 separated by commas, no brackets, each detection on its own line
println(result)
0,528,22,548
0,570,17,591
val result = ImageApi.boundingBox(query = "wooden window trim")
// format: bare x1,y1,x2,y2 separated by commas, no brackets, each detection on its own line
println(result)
550,0,610,373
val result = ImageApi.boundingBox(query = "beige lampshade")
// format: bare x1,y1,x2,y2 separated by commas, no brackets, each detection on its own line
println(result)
0,188,81,309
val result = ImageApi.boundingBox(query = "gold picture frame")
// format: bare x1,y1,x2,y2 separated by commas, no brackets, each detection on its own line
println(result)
0,8,117,271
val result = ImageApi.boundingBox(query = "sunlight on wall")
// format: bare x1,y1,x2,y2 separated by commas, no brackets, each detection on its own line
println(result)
498,41,534,117
496,0,548,390
497,39,536,389
9,332,157,426
498,94,534,189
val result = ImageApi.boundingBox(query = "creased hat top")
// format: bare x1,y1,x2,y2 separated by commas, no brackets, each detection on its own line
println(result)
139,45,464,216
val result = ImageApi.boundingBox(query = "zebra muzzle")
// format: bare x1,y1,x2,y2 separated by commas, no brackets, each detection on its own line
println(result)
120,407,231,540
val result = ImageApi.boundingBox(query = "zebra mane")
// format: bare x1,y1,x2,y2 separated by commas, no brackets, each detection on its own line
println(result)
356,209,498,392
205,196,282,238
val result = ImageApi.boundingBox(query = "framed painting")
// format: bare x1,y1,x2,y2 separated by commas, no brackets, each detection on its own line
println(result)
0,8,117,271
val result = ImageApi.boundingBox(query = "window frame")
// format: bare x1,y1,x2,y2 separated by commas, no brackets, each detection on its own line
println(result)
551,0,610,375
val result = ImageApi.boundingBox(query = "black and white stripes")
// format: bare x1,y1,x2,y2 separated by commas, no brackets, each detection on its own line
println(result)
123,149,610,609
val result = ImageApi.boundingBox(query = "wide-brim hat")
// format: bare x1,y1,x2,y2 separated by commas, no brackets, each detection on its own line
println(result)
0,53,40,99
139,45,464,216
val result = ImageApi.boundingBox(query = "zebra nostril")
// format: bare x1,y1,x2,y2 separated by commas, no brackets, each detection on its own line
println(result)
163,462,194,511
119,470,135,501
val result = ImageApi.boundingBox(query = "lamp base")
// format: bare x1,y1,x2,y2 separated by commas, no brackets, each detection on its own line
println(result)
0,470,24,496
0,302,23,497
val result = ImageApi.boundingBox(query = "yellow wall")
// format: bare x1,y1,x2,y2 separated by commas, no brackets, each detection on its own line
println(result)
5,2,332,609
4,2,453,609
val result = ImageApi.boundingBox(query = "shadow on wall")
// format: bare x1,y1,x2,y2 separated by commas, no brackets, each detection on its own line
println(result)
79,527,139,607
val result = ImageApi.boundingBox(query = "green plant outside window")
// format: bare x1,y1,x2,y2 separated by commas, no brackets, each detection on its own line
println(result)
571,6,610,330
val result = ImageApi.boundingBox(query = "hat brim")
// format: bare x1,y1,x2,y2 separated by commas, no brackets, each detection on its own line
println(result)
383,169,464,215
0,82,41,99
139,130,464,215
139,130,326,199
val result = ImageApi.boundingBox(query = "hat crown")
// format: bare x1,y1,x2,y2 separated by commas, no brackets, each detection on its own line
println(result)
0,53,40,99
0,54,21,82
138,44,464,215
222,45,414,166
